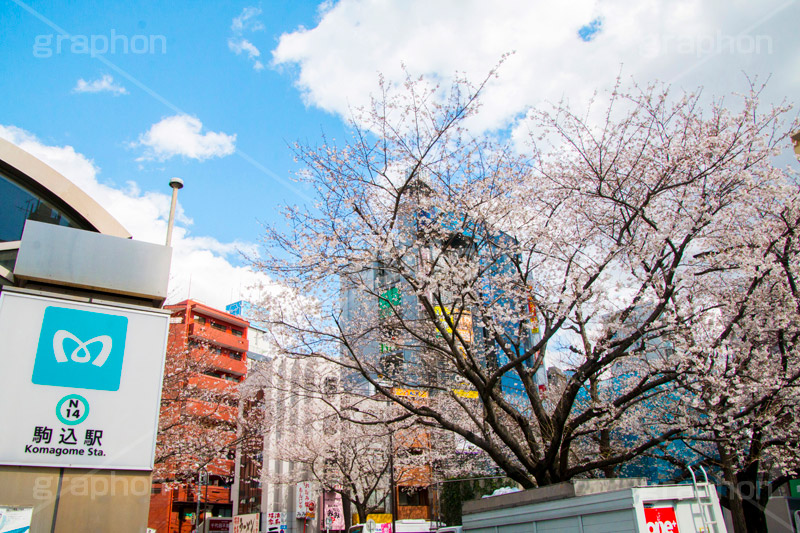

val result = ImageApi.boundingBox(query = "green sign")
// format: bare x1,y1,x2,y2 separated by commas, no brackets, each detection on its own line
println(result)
378,287,401,318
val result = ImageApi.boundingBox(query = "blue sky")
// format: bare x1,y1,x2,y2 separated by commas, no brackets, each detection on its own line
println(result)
2,0,798,308
3,1,341,241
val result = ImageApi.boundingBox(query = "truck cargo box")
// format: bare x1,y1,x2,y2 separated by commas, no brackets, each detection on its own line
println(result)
462,476,726,533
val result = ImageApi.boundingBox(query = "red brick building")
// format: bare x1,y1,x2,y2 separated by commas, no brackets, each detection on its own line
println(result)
148,300,250,533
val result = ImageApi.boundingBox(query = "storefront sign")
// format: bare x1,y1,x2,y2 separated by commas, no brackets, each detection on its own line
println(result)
393,388,428,399
266,512,285,532
233,513,259,533
295,481,316,519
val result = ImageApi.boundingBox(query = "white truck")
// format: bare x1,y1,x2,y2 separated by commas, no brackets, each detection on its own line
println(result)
349,519,443,533
461,471,727,533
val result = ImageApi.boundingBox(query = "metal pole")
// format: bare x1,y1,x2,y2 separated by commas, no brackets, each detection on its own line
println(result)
166,177,184,246
232,393,244,516
389,430,396,533
195,469,202,532
203,481,208,529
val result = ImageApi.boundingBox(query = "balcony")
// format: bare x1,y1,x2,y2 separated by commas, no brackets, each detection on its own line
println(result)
195,485,231,504
207,457,235,477
189,348,247,376
397,465,432,486
208,353,247,376
188,322,247,352
397,506,430,520
185,399,238,422
171,484,232,505
188,374,239,394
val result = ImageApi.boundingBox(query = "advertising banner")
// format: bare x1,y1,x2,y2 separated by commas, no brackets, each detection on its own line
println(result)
323,491,345,530
0,291,169,470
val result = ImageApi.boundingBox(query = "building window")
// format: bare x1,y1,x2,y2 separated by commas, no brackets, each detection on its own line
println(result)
324,377,337,394
231,328,243,337
229,352,243,361
193,315,206,325
0,170,86,242
211,322,227,332
398,488,428,506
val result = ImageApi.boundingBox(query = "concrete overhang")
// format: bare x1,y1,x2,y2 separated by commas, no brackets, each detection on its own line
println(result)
14,221,171,303
0,137,130,239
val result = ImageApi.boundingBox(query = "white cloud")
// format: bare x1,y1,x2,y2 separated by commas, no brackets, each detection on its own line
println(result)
229,7,266,71
271,0,799,133
73,74,128,96
232,6,264,33
0,124,271,309
228,38,265,71
135,114,236,161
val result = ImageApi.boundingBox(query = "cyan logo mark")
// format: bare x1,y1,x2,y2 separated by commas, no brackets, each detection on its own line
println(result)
32,306,128,391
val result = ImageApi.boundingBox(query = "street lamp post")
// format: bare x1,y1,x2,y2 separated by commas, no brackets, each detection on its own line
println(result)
196,467,207,532
166,177,184,247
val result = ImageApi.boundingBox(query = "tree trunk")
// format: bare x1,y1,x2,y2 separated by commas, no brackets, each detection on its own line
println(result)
738,465,769,533
343,494,352,530
742,499,769,533
355,502,368,526
718,445,749,533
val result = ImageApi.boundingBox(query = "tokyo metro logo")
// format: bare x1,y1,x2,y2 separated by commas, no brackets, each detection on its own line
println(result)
32,306,128,391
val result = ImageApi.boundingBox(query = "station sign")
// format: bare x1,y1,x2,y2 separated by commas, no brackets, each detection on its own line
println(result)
0,290,169,470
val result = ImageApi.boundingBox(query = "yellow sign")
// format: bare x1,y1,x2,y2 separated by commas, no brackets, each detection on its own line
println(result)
434,307,473,342
453,389,478,399
366,514,392,524
393,388,429,398
527,286,540,334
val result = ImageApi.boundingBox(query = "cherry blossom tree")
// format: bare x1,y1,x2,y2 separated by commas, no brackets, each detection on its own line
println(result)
154,338,261,484
255,70,799,533
670,189,800,532
255,353,450,528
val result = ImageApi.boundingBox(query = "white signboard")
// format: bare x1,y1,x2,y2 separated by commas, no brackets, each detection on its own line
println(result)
295,481,316,519
233,513,260,533
0,291,169,470
0,506,33,533
266,512,285,532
